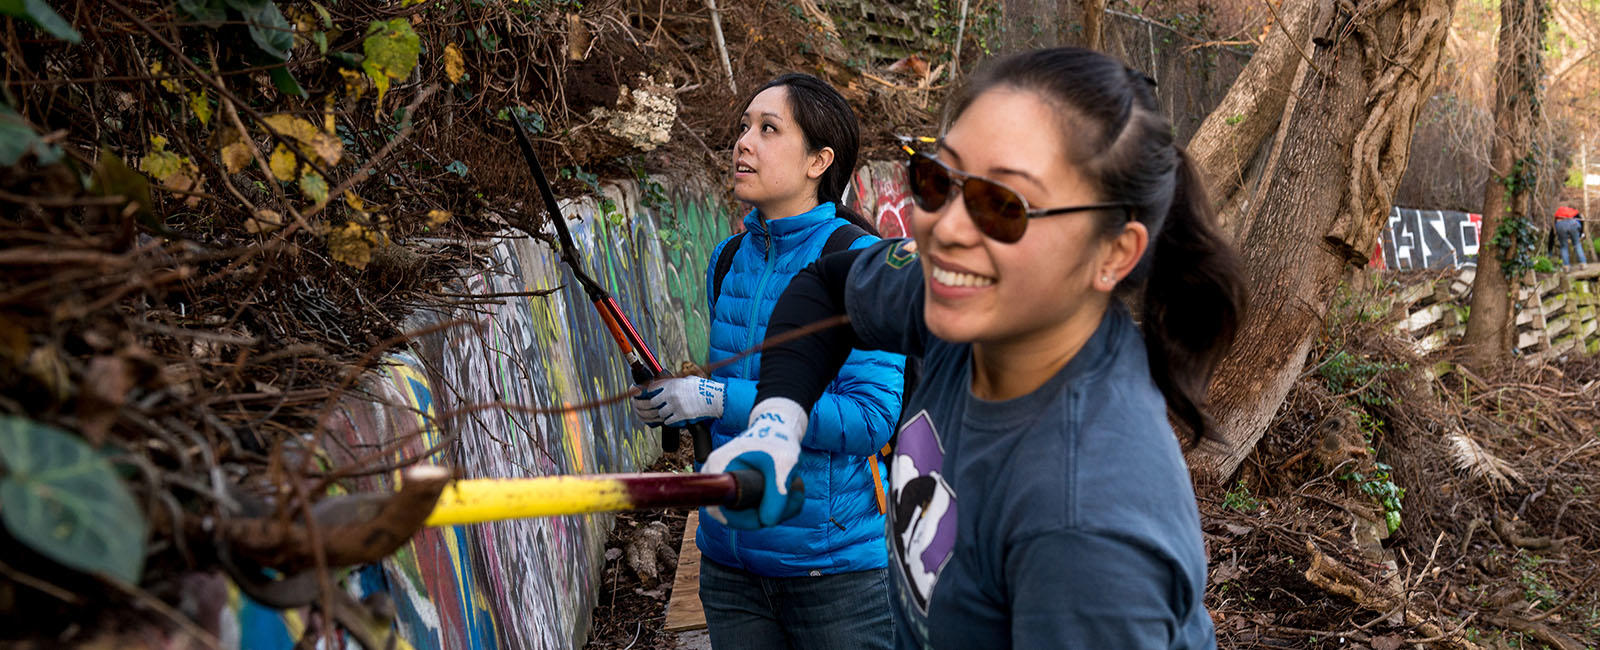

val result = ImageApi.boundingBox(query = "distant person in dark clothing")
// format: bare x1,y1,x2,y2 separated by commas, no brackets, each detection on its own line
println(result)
1554,206,1587,266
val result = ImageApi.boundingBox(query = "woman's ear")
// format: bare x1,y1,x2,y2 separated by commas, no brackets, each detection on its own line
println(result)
807,147,836,181
1097,221,1149,292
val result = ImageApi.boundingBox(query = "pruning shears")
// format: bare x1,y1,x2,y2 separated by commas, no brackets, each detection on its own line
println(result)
509,117,715,463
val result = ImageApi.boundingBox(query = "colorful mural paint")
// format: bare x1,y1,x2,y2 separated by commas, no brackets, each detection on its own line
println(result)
846,161,913,239
219,178,733,650
391,179,732,649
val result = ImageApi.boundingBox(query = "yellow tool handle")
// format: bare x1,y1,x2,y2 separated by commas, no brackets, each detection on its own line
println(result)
421,471,757,527
424,475,632,527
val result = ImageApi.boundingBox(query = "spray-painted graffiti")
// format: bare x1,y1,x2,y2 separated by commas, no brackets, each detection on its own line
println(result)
395,180,730,649
846,161,913,238
1372,207,1484,271
219,178,733,650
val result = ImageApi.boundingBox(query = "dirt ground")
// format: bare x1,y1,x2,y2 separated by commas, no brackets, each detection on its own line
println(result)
586,443,696,650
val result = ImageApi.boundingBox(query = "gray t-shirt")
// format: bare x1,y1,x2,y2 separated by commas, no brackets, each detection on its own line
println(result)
842,239,1216,649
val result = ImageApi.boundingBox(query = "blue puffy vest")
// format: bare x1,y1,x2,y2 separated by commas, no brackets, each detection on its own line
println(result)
698,202,906,577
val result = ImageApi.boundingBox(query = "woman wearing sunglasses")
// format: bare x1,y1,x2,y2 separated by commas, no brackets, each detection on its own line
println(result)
632,73,904,649
702,48,1245,648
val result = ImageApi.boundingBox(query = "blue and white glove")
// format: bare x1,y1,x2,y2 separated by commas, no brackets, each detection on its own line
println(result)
632,376,725,427
702,398,807,529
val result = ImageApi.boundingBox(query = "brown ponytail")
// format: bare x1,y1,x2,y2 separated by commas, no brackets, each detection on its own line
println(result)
1139,148,1246,443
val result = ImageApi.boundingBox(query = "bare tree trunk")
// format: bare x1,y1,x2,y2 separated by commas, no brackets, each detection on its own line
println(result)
1187,0,1458,484
1462,0,1548,368
1187,0,1317,229
1082,0,1107,50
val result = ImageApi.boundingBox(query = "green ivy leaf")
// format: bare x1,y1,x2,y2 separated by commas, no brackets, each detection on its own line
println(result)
269,65,306,99
0,0,82,44
240,0,293,62
175,0,226,22
0,415,147,584
361,18,420,118
0,104,63,166
310,1,331,28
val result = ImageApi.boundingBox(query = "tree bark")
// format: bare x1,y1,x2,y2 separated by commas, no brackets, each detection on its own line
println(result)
1462,0,1548,368
1187,0,1458,484
1082,0,1107,50
1188,0,1317,228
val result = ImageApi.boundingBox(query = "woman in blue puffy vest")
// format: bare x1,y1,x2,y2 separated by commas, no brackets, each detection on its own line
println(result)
632,73,905,649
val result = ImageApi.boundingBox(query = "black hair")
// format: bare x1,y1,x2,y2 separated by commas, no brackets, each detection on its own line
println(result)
743,73,878,235
946,48,1247,445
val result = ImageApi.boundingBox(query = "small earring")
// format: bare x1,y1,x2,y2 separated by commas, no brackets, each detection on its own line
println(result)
1101,275,1112,284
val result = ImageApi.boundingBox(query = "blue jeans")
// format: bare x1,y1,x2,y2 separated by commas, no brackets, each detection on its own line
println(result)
1555,218,1588,266
699,558,894,650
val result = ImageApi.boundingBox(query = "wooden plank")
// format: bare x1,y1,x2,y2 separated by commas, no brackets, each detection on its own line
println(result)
664,510,708,632
1517,329,1544,351
1568,267,1600,281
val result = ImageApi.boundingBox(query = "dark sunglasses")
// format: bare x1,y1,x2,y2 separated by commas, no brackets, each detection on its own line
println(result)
899,138,1129,243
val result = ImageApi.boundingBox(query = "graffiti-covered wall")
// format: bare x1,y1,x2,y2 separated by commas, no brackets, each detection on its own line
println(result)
1371,207,1484,271
846,161,913,239
225,178,734,650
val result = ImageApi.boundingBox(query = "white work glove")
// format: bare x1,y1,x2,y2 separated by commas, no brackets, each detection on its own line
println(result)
632,376,725,427
702,398,807,529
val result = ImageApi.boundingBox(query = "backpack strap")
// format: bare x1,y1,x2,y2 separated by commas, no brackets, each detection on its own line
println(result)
822,222,869,257
710,232,745,310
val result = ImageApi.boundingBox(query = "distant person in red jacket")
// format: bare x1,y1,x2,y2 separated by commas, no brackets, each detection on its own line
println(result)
1554,206,1587,266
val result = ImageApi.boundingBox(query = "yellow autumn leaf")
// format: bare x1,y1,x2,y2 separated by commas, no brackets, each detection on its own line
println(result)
150,61,181,94
362,19,421,118
220,142,253,174
425,209,451,227
444,43,465,85
262,113,341,164
322,94,337,134
188,91,212,126
327,222,379,269
268,144,299,181
140,150,184,182
261,114,321,143
340,69,367,100
343,191,367,213
140,136,182,181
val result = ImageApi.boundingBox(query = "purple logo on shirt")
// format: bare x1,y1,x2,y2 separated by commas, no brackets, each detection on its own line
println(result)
890,410,957,614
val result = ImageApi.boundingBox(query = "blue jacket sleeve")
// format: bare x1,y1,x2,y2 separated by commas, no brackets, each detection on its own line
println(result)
804,234,904,456
802,351,903,456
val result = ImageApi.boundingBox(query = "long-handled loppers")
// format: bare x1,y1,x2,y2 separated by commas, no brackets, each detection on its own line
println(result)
508,117,717,464
218,466,797,608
